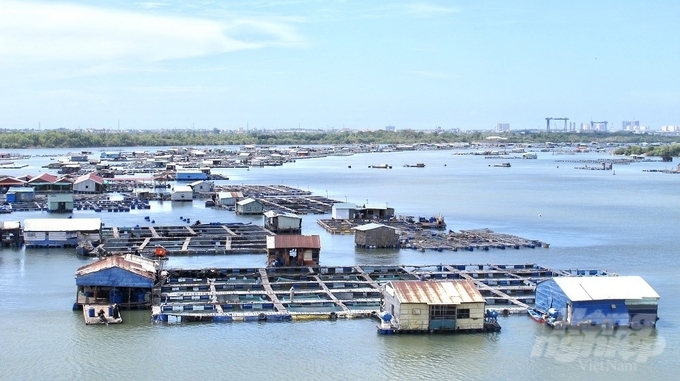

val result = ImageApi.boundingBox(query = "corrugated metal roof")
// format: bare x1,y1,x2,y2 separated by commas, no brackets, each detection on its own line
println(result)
0,221,21,230
75,173,104,184
353,223,398,232
173,185,193,192
266,235,321,249
23,218,101,232
218,192,243,198
332,203,357,209
263,210,300,219
389,280,485,305
552,276,660,301
361,203,388,210
237,198,257,205
27,173,58,183
75,254,157,287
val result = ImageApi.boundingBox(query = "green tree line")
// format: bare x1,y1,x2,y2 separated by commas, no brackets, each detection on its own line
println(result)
612,144,680,157
0,129,676,149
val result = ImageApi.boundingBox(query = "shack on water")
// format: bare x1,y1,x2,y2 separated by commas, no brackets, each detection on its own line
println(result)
353,223,400,248
171,185,193,201
236,198,264,215
331,203,358,219
74,254,158,309
23,218,101,247
0,220,22,247
266,235,321,267
263,211,302,234
380,280,496,333
46,193,74,213
535,275,660,329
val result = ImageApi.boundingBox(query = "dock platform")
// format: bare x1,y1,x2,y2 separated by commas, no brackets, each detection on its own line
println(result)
98,222,273,256
152,263,612,323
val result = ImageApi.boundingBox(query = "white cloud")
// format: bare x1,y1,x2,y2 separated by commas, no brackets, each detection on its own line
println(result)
0,1,305,66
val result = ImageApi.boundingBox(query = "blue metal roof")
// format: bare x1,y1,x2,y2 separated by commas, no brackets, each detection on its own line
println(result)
76,267,154,288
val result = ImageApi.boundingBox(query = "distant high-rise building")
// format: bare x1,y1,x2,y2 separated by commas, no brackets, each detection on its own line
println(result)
495,123,510,132
622,120,640,131
385,125,396,132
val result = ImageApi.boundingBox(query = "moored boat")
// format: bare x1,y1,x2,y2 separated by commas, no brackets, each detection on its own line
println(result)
76,240,95,256
527,308,546,323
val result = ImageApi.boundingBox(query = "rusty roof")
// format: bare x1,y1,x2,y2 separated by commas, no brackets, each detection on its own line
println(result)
388,280,485,305
266,235,321,249
75,254,157,279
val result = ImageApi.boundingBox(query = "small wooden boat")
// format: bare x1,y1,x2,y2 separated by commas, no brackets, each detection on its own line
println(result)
83,304,122,325
76,240,95,256
527,308,545,323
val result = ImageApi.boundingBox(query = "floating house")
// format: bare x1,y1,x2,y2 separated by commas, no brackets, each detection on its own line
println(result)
47,193,74,213
23,218,101,247
0,220,22,247
170,185,194,201
218,191,243,207
522,152,538,159
176,170,208,181
535,276,660,328
266,235,321,267
188,180,214,193
354,223,400,248
74,254,157,309
100,151,122,160
263,211,302,234
27,173,73,193
236,198,264,215
331,203,357,219
380,280,490,333
356,203,394,220
5,187,35,203
0,176,26,191
72,173,105,194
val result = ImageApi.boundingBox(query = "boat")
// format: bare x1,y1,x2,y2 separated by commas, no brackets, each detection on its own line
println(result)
403,163,425,168
369,164,392,169
527,308,545,323
0,203,12,214
83,304,122,325
493,162,511,167
76,240,95,256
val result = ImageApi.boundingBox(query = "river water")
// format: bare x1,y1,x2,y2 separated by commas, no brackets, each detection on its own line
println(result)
0,147,678,380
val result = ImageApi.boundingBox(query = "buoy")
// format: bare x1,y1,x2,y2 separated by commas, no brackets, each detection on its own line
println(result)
538,214,542,217
258,312,267,321
329,311,338,320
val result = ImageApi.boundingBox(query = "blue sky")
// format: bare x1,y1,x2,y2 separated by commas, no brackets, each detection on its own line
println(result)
1,0,678,131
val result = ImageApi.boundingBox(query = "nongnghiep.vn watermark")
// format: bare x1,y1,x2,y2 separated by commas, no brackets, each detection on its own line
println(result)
530,326,665,371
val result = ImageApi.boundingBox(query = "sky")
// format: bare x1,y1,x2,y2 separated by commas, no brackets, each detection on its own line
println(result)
1,0,679,131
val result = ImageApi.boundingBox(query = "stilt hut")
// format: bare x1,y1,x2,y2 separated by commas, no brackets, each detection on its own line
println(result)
0,221,22,247
74,254,158,310
353,223,400,248
266,235,321,267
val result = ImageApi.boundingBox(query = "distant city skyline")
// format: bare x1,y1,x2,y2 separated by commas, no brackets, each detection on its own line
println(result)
1,1,679,131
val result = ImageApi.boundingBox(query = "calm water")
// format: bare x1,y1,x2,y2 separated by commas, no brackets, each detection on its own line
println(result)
1,147,679,380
